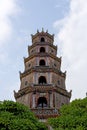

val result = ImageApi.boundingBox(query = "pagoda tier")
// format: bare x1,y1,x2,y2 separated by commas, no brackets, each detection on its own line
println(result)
14,29,71,119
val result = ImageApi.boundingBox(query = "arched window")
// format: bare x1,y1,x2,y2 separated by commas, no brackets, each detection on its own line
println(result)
41,37,45,42
40,47,45,53
39,76,47,84
39,59,45,66
37,97,47,108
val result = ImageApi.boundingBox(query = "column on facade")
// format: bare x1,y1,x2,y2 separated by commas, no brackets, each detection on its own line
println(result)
49,92,53,108
32,94,36,108
34,72,37,84
48,72,50,84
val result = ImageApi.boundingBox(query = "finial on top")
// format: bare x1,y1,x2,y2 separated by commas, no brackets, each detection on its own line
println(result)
46,29,48,33
42,27,44,32
37,29,39,33
65,71,67,74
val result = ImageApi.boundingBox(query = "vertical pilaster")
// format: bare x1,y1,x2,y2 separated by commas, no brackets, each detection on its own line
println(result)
32,94,35,108
50,93,53,108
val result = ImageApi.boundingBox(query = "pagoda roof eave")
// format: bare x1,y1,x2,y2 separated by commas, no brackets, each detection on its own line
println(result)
14,85,71,99
31,31,54,41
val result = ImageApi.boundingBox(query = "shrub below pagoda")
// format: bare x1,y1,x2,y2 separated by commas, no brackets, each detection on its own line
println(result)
0,100,47,130
48,97,87,130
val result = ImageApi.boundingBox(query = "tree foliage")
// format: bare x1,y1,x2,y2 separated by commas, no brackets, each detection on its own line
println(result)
48,98,87,130
0,100,47,130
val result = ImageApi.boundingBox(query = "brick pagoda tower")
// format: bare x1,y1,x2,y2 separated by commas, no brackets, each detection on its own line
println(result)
14,29,71,119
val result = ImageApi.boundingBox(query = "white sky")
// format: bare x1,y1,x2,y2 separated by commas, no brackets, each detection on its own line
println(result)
0,0,87,101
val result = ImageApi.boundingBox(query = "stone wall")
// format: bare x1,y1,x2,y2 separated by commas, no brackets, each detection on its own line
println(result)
55,92,70,109
52,73,65,89
16,93,31,107
20,73,34,89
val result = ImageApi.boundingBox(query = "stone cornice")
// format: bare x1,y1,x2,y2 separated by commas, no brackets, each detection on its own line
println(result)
20,66,66,79
24,53,61,63
28,42,57,51
14,85,71,99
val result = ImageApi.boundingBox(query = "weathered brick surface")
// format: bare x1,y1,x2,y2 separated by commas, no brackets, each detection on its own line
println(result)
14,30,71,119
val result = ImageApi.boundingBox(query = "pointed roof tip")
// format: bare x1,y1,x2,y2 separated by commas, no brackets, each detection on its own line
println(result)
31,34,33,37
37,29,39,33
36,28,49,33
31,28,54,39
42,28,48,33
46,29,48,33
65,71,67,74
42,27,44,32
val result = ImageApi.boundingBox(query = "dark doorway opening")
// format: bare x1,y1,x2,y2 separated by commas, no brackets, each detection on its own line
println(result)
39,76,47,84
40,47,45,52
39,59,45,66
37,97,47,108
41,37,45,42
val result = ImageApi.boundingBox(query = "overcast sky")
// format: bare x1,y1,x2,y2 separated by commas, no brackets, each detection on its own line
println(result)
0,0,87,101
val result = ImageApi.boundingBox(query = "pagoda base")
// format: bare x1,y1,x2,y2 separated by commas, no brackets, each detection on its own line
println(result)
31,108,59,119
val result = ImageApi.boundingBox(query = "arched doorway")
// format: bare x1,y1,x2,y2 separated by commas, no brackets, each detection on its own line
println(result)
41,37,45,42
39,76,47,84
37,97,47,108
39,59,45,66
40,47,45,53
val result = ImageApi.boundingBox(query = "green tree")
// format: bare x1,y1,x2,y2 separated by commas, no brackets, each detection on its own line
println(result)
48,98,87,130
0,100,47,130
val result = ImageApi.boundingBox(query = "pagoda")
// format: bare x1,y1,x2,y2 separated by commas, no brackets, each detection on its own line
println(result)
14,29,71,119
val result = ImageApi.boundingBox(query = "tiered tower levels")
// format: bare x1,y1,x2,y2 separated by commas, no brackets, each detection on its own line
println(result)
14,30,71,119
